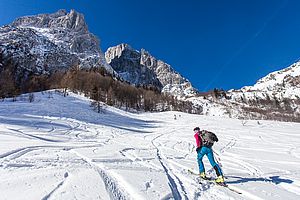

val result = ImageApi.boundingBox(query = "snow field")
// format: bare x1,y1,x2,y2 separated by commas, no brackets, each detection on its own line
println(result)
0,90,300,199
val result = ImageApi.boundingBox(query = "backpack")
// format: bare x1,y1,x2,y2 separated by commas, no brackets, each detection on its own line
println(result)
199,130,218,148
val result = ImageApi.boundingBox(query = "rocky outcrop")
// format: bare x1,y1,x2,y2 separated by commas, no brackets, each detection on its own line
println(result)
105,43,198,97
105,43,162,89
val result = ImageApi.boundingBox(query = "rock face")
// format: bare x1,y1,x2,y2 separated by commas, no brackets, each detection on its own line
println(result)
105,43,198,97
105,44,162,89
0,9,114,82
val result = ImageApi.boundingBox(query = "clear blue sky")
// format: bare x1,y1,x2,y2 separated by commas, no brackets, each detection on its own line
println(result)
1,0,300,91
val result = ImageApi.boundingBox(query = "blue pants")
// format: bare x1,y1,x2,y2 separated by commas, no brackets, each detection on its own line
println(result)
197,146,223,176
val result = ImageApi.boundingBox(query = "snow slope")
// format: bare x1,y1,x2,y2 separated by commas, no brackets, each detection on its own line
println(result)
1,90,300,200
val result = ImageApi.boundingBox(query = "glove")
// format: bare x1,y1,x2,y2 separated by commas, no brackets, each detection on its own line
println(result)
196,147,201,153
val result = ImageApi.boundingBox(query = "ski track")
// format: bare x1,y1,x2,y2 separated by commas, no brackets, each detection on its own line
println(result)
289,147,300,159
4,119,80,143
0,145,97,159
1,91,300,200
41,172,69,200
151,133,189,200
116,129,191,199
220,138,237,154
0,146,38,160
225,154,264,177
71,150,129,200
119,148,161,171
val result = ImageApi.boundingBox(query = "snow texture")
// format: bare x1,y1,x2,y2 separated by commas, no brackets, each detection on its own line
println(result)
1,90,300,200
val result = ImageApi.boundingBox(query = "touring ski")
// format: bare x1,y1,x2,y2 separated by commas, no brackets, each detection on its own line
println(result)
187,169,242,195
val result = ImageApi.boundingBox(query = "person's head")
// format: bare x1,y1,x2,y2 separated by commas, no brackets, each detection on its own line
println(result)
193,127,200,133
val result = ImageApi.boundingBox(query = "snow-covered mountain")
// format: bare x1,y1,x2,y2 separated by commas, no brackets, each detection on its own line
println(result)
105,43,198,97
191,61,300,122
0,9,114,81
237,61,300,99
0,9,197,99
1,90,300,199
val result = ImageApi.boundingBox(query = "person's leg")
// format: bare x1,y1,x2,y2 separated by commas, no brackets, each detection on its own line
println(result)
197,148,206,173
206,148,223,176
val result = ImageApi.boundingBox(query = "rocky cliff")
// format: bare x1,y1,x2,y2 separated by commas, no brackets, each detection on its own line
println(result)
105,43,198,97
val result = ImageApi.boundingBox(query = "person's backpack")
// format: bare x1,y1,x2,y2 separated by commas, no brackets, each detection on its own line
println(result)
199,130,218,147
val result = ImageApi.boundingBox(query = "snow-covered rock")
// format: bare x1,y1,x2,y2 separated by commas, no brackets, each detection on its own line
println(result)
228,61,300,104
244,61,300,99
192,61,300,121
0,9,114,81
105,43,162,89
105,43,198,97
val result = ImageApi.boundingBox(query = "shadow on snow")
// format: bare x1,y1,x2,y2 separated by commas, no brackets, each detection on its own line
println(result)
226,175,293,185
0,93,162,134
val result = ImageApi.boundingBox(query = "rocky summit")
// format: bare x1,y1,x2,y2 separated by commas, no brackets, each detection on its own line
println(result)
0,9,114,82
105,43,198,97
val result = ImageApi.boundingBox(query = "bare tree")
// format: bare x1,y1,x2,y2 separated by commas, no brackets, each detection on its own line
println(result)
28,93,34,102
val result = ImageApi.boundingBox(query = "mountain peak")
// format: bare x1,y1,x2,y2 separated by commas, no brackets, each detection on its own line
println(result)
11,9,88,32
105,44,198,97
237,60,300,97
108,43,136,52
53,9,68,16
0,9,114,82
105,43,138,63
105,44,162,89
118,43,134,50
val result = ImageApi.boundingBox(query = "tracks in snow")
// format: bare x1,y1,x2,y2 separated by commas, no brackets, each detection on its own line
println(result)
151,133,189,200
41,172,69,200
71,150,130,200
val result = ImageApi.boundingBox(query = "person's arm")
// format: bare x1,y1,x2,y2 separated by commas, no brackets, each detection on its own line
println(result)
194,133,202,153
194,133,200,147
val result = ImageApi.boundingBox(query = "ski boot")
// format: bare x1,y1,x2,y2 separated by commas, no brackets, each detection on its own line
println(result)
215,175,226,186
199,172,211,180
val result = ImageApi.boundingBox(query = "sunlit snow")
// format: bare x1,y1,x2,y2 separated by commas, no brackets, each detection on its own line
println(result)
1,90,300,200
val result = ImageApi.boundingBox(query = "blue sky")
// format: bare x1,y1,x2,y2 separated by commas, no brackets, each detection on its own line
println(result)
1,0,300,91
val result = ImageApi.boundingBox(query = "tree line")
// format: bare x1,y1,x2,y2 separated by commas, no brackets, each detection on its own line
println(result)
199,87,300,122
0,56,201,114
